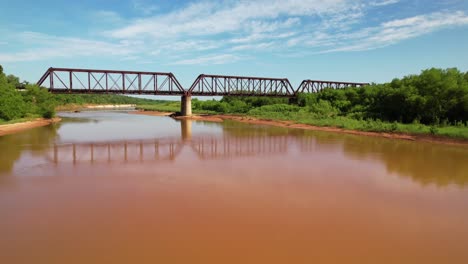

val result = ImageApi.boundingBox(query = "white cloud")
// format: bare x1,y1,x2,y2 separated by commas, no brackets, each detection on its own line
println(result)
132,0,159,15
162,40,221,52
99,0,361,62
107,0,355,39
172,54,241,65
0,32,137,62
120,55,141,61
369,0,399,7
247,18,301,34
91,10,123,23
231,42,276,51
107,2,214,39
2,1,468,65
319,11,468,53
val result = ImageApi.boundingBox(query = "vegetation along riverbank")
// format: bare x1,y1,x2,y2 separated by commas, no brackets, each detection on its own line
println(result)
137,68,468,141
0,65,168,127
1,65,467,141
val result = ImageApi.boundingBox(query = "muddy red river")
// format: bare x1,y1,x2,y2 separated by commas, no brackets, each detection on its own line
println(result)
1,111,468,264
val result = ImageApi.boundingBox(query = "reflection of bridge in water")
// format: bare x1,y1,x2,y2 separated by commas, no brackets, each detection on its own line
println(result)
48,135,300,165
44,119,320,165
9,117,468,188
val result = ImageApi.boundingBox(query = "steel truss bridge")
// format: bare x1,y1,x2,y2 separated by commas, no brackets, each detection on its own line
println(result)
36,67,369,97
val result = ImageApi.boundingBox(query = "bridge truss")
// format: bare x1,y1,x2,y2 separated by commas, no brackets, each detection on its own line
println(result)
296,80,369,93
188,74,295,96
37,67,185,95
35,67,369,96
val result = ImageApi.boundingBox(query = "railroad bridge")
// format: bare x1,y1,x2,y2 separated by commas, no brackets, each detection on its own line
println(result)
36,67,369,116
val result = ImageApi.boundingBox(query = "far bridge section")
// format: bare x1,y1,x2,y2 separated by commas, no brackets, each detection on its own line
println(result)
35,67,369,116
296,79,369,93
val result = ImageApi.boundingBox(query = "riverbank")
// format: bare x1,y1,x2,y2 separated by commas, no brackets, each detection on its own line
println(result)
138,110,468,146
219,115,468,146
0,117,61,136
1,105,151,136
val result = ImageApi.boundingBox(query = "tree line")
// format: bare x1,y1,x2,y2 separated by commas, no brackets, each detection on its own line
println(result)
297,68,468,125
0,65,168,122
2,65,467,127
0,66,55,121
193,68,468,126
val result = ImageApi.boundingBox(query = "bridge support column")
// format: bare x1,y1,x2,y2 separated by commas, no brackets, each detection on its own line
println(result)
181,95,192,116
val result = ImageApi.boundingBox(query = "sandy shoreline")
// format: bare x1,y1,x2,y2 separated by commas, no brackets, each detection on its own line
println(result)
134,111,468,146
0,118,61,137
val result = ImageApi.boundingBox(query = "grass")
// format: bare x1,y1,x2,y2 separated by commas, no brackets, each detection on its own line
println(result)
436,126,468,139
55,104,88,111
0,115,42,125
136,103,180,113
246,110,468,140
136,103,219,115
54,99,468,141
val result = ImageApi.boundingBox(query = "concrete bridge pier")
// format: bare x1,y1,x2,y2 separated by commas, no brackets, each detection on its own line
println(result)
181,95,192,116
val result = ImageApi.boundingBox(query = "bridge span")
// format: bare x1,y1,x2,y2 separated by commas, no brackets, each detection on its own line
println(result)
36,67,369,116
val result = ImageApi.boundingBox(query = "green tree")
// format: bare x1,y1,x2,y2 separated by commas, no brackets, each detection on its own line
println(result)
0,84,26,121
23,84,56,118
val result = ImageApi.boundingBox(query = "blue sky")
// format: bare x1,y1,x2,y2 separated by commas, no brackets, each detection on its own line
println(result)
1,0,468,89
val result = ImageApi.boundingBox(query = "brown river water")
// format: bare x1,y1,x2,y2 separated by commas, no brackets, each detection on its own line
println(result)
1,111,468,264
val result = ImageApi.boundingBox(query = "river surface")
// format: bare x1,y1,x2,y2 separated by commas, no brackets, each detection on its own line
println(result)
1,111,468,264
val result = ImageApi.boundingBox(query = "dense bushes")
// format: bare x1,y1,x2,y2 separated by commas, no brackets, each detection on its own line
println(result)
0,66,55,121
192,96,288,114
297,68,468,125
0,85,26,120
53,94,166,106
186,68,468,138
23,84,56,119
191,68,467,126
140,67,467,131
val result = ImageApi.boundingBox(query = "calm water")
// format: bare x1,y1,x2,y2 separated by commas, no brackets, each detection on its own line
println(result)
1,111,468,264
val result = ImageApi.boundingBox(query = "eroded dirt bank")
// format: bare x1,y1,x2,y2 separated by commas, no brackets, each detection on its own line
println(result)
138,111,468,147
0,118,61,136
